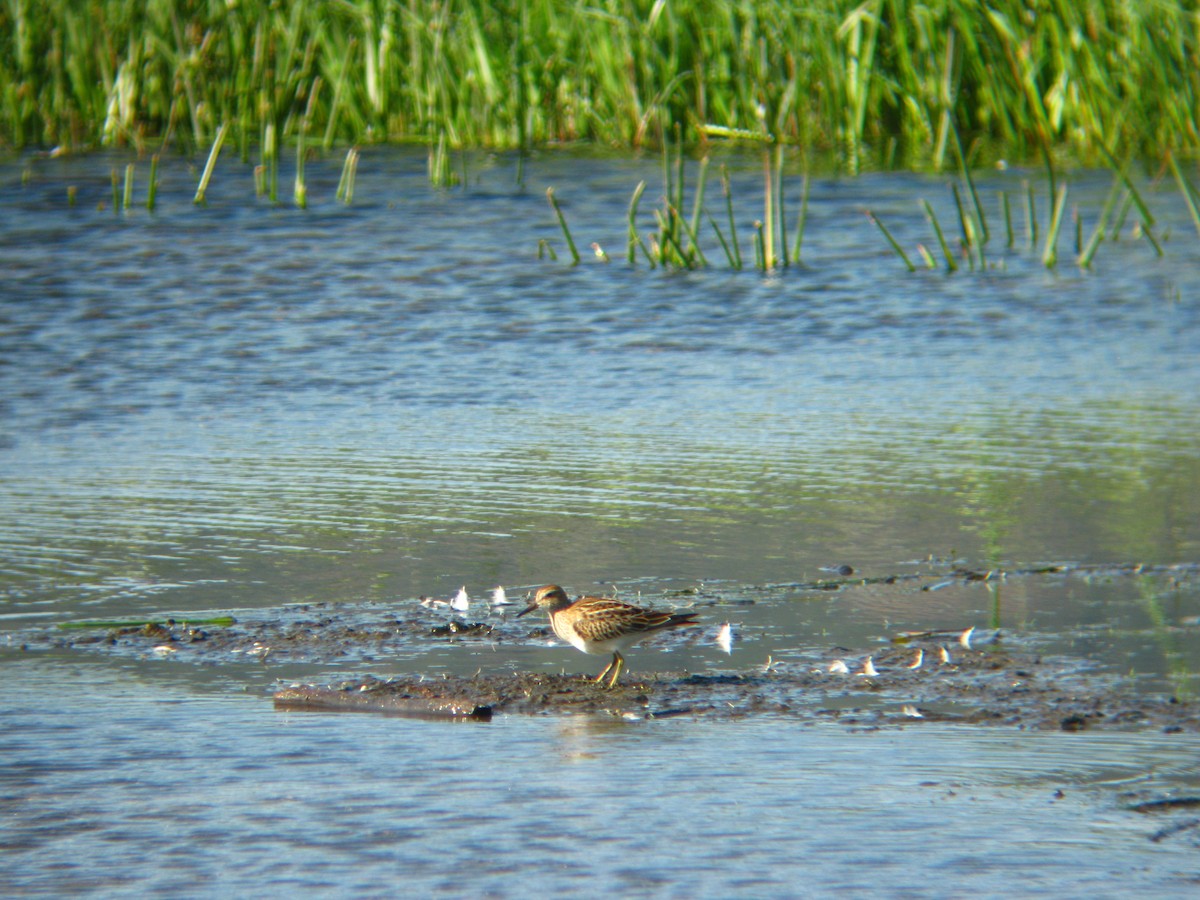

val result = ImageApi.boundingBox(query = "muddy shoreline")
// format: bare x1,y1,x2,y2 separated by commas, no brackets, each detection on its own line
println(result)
20,562,1200,731
272,640,1200,732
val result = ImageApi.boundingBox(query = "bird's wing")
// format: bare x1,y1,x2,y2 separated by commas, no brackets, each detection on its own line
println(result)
570,597,681,642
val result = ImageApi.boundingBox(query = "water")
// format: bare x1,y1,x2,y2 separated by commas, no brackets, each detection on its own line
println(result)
2,149,1200,895
3,657,1199,897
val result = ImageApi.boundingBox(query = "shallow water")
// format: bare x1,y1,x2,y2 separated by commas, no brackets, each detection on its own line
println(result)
4,656,1200,897
2,149,1199,894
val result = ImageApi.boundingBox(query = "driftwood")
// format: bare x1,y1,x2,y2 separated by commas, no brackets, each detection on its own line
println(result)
274,683,494,721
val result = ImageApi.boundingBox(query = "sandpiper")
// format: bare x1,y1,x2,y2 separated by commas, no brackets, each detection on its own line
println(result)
517,584,699,687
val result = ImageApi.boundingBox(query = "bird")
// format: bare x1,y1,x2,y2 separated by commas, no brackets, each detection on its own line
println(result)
517,585,699,688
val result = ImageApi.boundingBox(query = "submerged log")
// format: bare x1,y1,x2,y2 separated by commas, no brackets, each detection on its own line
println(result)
274,684,493,721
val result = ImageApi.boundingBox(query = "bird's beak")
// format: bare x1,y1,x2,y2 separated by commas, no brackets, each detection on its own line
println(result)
516,602,538,618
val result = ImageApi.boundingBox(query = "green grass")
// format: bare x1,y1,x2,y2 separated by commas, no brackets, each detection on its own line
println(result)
865,161,1174,273
538,128,1190,273
2,0,1198,169
544,133,816,271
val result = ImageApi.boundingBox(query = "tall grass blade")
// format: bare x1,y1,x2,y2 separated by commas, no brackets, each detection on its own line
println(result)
1110,191,1134,241
1168,153,1200,240
1023,180,1037,248
965,206,984,268
721,166,742,270
295,77,319,209
1094,140,1161,255
670,203,709,267
1075,230,1099,270
546,187,580,265
867,210,916,272
263,122,278,204
122,163,134,210
336,147,360,204
762,150,775,270
931,30,956,171
706,212,737,269
1138,219,1164,257
1000,191,1013,247
429,132,458,188
950,182,970,248
294,132,307,209
323,54,351,152
672,123,685,227
146,154,159,212
1040,144,1057,215
775,145,788,267
950,182,976,267
193,123,228,206
921,199,958,271
1042,184,1068,268
627,180,654,266
791,167,811,266
1094,140,1155,228
661,124,674,222
1078,172,1124,269
654,208,693,268
949,117,988,243
688,155,710,258
658,124,686,264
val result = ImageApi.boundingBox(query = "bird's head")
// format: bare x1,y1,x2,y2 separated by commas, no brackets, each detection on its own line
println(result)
517,584,570,617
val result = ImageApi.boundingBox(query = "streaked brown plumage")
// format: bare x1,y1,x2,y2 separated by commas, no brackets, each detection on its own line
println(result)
517,584,699,687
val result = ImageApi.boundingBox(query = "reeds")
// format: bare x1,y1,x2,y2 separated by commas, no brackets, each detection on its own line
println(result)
3,0,1197,168
543,122,814,273
534,115,1196,276
870,155,1174,274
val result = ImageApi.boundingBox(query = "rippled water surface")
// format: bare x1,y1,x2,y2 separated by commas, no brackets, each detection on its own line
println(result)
2,150,1200,894
3,656,1200,898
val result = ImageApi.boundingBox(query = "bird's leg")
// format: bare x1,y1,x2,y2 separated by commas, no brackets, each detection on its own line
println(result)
605,652,624,689
594,653,617,684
